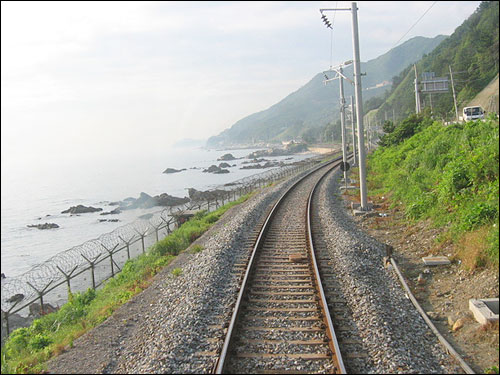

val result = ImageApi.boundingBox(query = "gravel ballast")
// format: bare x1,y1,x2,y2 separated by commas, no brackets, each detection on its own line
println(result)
314,168,464,374
47,164,465,374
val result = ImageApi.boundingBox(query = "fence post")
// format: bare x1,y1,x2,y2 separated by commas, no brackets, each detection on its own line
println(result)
56,265,79,292
101,243,120,278
118,235,134,260
26,280,54,315
133,228,148,254
81,253,102,289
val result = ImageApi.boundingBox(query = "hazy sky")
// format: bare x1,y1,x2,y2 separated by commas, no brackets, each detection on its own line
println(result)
1,1,481,165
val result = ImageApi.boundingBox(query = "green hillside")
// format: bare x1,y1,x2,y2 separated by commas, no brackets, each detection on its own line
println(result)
367,114,499,269
207,35,446,147
370,1,499,125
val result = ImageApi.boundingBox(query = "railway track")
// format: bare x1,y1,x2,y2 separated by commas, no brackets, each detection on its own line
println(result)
214,156,346,374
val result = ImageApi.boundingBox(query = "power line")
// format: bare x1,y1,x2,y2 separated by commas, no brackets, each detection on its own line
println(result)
392,1,438,49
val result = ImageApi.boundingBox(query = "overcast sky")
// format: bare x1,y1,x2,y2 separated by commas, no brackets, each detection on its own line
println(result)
1,1,481,165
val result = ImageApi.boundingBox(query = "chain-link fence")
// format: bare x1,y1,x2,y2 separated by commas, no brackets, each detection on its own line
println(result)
1,155,325,338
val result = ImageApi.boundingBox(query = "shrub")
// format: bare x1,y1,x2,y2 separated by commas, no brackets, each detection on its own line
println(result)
29,334,53,350
171,268,182,277
461,202,497,231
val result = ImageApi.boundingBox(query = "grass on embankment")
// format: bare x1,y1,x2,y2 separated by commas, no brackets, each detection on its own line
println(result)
1,193,253,374
366,114,499,270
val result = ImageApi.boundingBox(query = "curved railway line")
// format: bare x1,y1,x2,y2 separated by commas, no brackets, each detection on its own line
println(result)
214,155,348,374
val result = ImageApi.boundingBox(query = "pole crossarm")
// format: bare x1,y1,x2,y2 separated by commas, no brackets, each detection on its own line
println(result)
320,8,352,11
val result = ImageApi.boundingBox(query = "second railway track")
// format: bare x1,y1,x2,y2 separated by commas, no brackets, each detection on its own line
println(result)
215,156,347,374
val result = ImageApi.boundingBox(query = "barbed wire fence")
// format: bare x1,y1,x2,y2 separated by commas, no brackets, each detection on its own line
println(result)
1,154,326,337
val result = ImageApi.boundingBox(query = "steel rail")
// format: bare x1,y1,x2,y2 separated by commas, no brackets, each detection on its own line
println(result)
307,164,346,374
214,154,344,374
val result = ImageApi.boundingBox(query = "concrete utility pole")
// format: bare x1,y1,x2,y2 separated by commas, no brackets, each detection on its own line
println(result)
339,66,348,189
319,2,369,210
449,65,459,122
414,64,421,114
350,96,357,166
351,2,368,210
323,62,352,189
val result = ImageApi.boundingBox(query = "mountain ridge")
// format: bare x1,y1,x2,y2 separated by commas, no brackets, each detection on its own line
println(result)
207,34,447,147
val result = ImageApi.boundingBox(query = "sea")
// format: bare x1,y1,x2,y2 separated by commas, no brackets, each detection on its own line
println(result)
1,146,317,279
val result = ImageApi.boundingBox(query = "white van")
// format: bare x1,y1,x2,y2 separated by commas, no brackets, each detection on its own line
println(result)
462,106,485,121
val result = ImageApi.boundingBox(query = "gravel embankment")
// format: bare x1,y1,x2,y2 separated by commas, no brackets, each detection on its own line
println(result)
314,168,464,374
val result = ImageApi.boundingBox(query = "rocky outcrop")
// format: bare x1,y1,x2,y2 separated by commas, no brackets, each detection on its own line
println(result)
217,153,236,161
61,205,103,214
118,192,190,210
163,168,187,174
187,188,227,201
100,208,121,215
27,223,60,229
29,302,58,317
154,193,190,207
218,162,232,168
203,165,230,174
240,161,286,170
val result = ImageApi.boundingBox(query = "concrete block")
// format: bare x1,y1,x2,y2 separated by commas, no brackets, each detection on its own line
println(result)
339,186,357,191
469,298,499,325
421,256,451,266
351,202,373,211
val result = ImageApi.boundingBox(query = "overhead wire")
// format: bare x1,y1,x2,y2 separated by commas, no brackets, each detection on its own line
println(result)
391,1,438,49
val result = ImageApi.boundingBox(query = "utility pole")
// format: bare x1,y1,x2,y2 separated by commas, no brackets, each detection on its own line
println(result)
414,64,421,114
320,2,369,211
350,96,357,166
323,63,352,190
339,66,348,190
449,65,459,122
351,2,368,210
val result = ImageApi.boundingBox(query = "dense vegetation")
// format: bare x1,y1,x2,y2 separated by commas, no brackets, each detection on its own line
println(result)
1,194,252,374
372,1,499,124
367,113,499,268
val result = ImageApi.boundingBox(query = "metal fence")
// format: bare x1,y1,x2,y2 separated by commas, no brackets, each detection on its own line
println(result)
1,155,325,337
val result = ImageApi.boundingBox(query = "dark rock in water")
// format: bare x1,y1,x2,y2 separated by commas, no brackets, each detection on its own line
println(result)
218,162,231,168
7,293,24,304
240,160,287,170
217,153,236,161
108,201,120,206
139,213,154,220
27,223,59,230
203,164,219,173
108,219,119,222
203,165,230,174
163,168,186,174
61,205,103,214
119,192,156,210
154,193,190,207
100,207,121,215
187,188,228,201
1,273,5,279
